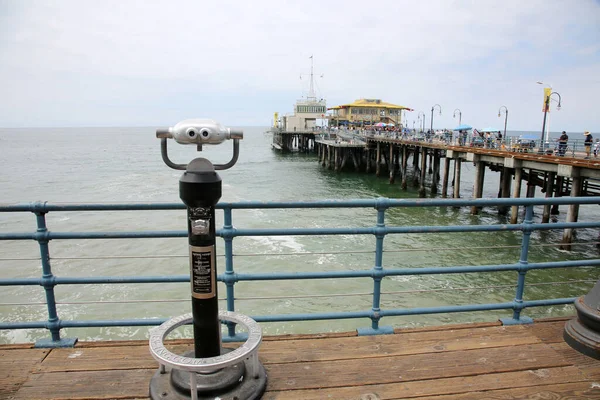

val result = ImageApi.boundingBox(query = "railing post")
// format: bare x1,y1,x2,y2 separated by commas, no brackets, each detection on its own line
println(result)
223,206,236,337
501,205,534,325
34,208,77,348
358,198,393,335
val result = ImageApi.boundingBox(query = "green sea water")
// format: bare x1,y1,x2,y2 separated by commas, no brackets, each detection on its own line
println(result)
0,127,597,343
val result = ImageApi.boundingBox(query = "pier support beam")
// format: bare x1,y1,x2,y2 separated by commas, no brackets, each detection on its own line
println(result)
552,176,564,215
376,143,381,177
334,148,340,172
412,147,420,187
542,172,556,223
431,150,440,195
469,155,485,215
366,149,371,173
340,149,349,171
442,157,451,198
498,167,512,216
351,150,360,171
389,145,396,184
453,159,462,199
511,167,523,224
401,146,408,190
419,147,427,197
560,166,582,249
526,169,536,199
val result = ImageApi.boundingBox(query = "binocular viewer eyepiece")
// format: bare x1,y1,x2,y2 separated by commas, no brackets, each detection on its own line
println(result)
156,119,243,145
157,119,242,171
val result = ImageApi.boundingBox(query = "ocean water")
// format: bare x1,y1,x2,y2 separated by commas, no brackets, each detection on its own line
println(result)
0,127,598,344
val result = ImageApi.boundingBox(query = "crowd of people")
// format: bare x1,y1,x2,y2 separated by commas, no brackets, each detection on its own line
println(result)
325,125,597,158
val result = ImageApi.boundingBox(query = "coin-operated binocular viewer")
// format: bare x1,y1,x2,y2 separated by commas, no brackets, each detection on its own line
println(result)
149,119,267,399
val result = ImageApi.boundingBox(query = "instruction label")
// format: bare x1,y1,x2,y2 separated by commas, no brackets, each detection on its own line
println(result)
189,245,215,299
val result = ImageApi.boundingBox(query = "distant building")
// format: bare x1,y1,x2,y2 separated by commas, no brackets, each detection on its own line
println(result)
328,99,413,127
277,97,327,132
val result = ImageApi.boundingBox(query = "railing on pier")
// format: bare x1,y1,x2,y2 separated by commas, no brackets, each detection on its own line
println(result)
1,197,599,346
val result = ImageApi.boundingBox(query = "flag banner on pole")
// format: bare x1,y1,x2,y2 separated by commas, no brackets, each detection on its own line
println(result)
543,88,552,112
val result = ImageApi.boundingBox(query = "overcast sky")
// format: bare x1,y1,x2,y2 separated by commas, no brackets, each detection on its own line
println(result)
1,0,599,131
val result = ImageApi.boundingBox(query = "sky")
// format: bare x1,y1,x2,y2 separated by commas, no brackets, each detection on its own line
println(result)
1,0,599,132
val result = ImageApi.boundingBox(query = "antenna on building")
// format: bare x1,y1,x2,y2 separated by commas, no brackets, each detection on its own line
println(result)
300,55,320,101
308,55,316,100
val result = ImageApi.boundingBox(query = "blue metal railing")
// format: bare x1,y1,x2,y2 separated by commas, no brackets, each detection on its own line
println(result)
1,197,599,346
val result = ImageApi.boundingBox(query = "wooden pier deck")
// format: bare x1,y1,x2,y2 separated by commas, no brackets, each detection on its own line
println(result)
2,317,599,399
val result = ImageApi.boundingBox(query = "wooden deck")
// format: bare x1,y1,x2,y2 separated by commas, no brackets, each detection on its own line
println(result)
2,317,599,399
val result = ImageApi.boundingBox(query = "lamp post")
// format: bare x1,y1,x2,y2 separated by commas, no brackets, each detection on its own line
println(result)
417,111,425,132
537,81,556,151
498,106,508,140
538,91,562,154
430,104,441,133
453,108,462,126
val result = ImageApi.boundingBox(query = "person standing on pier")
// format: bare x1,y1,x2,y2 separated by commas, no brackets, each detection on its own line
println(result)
557,131,568,156
584,131,593,159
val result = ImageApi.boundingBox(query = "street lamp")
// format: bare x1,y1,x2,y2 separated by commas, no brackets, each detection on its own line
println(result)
453,108,462,126
430,104,441,133
538,91,562,154
498,106,508,139
417,111,425,132
537,81,559,149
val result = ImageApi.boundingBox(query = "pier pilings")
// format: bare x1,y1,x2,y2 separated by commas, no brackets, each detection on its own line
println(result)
314,137,599,247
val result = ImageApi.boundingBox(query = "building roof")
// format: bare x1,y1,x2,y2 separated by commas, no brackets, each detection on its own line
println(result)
328,98,413,111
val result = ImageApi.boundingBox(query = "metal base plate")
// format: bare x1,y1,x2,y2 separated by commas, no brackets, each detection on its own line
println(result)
170,349,245,393
34,337,78,348
357,326,394,336
149,357,267,400
499,316,533,326
564,318,600,360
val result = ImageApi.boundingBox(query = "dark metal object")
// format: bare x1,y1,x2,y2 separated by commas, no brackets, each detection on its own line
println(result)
430,104,441,134
152,124,267,399
149,351,267,400
538,92,562,154
564,280,600,359
180,158,222,357
170,350,245,392
160,137,240,171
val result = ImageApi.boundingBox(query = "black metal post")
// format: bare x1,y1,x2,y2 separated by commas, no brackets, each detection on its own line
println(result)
180,159,222,358
430,108,434,133
430,104,441,134
539,96,549,154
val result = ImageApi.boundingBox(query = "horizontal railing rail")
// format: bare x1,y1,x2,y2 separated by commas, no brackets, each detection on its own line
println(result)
0,197,599,346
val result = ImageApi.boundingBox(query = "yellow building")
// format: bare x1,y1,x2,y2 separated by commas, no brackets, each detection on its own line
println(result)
328,99,413,127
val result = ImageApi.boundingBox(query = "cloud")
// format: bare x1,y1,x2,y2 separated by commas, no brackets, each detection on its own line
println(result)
0,0,599,129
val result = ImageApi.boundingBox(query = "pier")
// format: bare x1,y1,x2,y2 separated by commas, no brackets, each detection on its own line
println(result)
3,317,600,399
271,130,317,152
315,135,600,246
2,199,599,399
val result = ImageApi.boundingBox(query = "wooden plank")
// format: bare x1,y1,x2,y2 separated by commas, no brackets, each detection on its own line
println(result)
263,331,357,341
263,343,571,391
263,366,586,400
394,321,501,334
411,382,600,399
36,344,190,373
0,348,49,399
551,341,600,379
37,325,541,373
259,324,541,364
12,369,154,400
525,319,568,343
